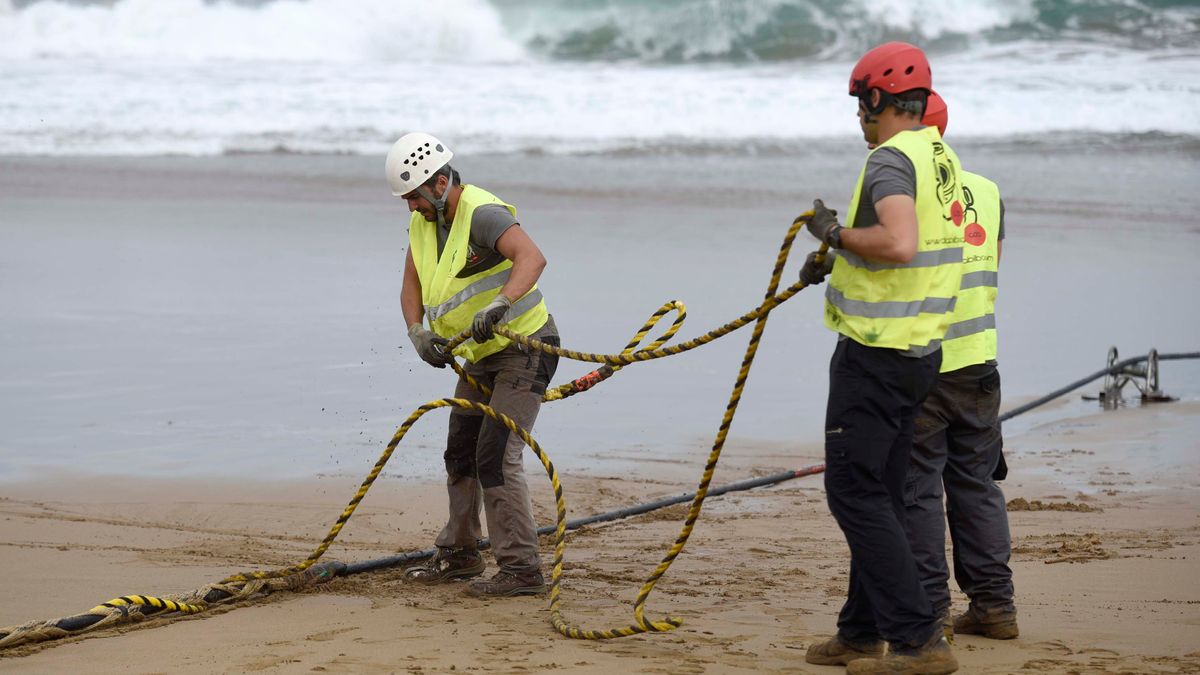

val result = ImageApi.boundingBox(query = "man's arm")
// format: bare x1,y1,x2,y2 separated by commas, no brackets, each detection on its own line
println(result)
839,194,919,264
401,249,424,328
493,225,547,301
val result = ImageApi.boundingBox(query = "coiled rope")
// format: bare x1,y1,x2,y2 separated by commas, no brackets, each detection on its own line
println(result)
0,213,824,650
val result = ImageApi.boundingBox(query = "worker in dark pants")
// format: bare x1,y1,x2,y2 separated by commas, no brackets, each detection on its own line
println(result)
903,93,1017,640
798,42,965,675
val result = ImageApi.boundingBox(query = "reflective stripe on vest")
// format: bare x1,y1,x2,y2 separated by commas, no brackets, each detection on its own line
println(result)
826,286,956,319
409,184,549,363
824,126,966,352
940,170,1001,372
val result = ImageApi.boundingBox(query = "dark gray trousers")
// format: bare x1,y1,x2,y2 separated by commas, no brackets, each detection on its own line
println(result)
434,316,559,575
904,362,1015,615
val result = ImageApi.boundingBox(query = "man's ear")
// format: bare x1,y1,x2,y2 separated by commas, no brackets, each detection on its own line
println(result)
870,89,882,109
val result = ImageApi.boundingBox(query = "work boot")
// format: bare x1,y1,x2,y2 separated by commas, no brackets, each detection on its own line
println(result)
465,570,546,597
804,634,885,666
846,631,959,675
403,547,484,584
953,605,1019,640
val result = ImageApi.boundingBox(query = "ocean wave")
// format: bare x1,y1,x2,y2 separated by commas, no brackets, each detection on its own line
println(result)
1,0,1198,156
0,0,525,62
506,0,1199,62
2,0,1197,64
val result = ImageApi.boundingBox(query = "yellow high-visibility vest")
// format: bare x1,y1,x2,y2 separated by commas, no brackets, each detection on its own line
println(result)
825,126,966,353
940,171,1000,372
409,185,548,363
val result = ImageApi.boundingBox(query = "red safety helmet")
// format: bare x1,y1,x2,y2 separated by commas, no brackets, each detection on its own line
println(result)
923,90,948,136
849,42,932,99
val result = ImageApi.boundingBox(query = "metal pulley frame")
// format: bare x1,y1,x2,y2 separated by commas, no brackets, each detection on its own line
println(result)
1097,346,1174,409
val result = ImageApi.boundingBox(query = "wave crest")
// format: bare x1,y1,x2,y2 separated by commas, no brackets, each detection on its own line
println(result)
0,0,526,62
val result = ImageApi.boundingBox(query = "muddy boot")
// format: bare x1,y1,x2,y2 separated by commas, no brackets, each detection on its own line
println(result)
847,631,958,675
465,570,546,598
403,547,484,584
953,605,1019,640
804,634,885,666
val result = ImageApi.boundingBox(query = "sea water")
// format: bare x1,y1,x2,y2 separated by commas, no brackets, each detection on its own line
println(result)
0,0,1198,155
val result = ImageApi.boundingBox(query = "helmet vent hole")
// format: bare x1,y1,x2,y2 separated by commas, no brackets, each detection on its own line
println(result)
905,66,914,74
403,159,409,165
883,68,893,77
436,144,443,152
400,171,410,181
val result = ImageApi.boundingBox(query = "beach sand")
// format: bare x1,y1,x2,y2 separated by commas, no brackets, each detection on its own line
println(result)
2,149,1199,672
1,401,1199,673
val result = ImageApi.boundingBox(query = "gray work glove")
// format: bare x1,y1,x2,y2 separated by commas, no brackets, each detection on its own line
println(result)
471,295,512,343
408,323,452,368
802,199,843,248
799,250,835,286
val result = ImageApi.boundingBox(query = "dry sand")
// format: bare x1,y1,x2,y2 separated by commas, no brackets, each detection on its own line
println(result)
2,401,1198,674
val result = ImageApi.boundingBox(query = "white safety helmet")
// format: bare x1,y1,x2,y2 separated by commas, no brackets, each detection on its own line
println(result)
385,132,454,197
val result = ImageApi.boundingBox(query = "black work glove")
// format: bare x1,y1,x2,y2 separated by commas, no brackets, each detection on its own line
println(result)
408,324,452,368
803,199,843,248
471,295,512,343
799,250,835,286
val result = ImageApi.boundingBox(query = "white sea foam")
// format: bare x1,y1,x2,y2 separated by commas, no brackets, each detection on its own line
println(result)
0,0,1197,155
0,0,525,62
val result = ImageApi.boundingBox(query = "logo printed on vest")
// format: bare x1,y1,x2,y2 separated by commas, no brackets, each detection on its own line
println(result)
959,184,986,246
931,140,964,226
964,223,986,246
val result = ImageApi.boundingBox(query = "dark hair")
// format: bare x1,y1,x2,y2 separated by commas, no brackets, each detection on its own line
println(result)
891,89,928,117
422,164,460,189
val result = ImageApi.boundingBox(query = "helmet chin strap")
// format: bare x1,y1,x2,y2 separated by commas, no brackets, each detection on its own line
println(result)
416,170,458,229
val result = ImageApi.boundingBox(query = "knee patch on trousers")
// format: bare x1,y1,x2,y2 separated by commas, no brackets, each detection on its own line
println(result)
476,417,511,489
445,413,483,479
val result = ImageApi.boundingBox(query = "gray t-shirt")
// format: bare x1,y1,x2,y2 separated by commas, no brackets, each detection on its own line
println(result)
854,140,1007,241
851,146,917,229
436,202,518,277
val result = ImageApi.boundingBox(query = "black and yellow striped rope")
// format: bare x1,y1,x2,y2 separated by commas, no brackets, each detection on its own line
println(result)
225,211,823,637
89,595,205,615
1,213,824,651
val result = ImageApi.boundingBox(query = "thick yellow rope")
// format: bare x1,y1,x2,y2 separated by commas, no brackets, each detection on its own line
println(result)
1,214,823,650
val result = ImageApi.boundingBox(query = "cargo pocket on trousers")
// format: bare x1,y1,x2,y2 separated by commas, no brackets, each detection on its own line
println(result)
977,369,1002,420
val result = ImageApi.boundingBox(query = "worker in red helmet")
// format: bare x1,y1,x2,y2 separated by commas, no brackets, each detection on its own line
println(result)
924,91,948,137
902,92,1019,642
797,41,963,675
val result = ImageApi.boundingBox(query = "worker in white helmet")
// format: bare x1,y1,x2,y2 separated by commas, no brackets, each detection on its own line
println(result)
387,133,558,597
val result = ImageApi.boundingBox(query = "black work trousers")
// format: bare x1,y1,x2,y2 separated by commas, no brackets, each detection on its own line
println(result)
823,338,941,648
904,363,1014,616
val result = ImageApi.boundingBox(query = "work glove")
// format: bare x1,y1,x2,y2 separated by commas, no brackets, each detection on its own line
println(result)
408,323,452,369
471,295,512,343
799,250,835,286
802,199,844,248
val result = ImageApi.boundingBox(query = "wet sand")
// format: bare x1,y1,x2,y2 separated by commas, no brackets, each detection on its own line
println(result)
2,148,1199,672
2,150,1198,480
